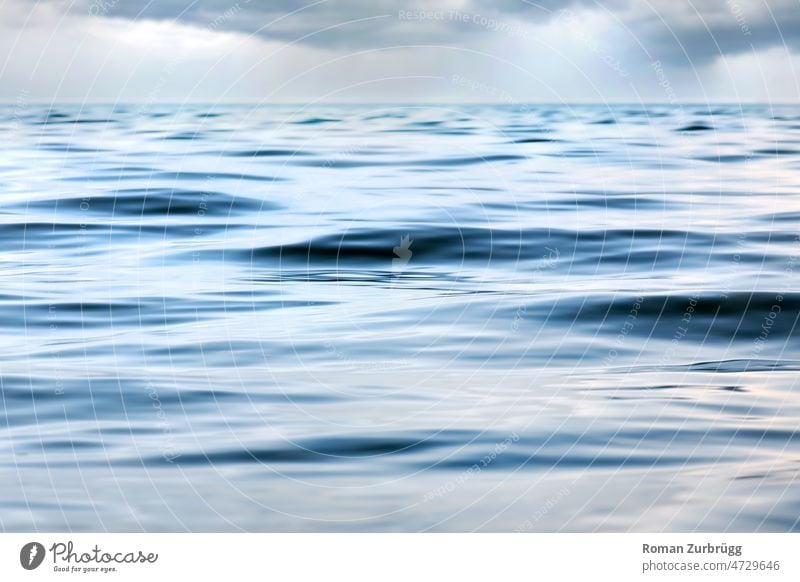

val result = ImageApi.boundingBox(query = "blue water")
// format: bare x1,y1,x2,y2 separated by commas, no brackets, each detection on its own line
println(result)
1,104,799,531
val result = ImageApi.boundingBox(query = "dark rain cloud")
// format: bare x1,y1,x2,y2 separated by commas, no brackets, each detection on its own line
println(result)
42,0,800,64
632,0,800,66
69,0,588,43
82,0,445,47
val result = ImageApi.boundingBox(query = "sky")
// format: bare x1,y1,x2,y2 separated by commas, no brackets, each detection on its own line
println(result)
0,0,798,103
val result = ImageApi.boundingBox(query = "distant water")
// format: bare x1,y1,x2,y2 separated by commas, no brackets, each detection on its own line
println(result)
1,104,799,532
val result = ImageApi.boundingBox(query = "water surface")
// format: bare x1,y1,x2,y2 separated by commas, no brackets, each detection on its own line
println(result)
1,104,799,531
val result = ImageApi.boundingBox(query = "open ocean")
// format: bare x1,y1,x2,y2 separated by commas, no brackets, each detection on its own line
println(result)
1,103,799,532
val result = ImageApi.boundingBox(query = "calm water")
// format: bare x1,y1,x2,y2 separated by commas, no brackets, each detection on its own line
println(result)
1,104,799,532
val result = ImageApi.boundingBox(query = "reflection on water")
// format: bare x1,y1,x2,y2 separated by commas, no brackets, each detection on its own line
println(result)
1,104,799,531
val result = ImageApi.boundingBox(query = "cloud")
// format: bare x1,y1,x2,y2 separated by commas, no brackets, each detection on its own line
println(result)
82,0,457,48
21,0,800,63
617,0,800,66
3,0,799,103
21,1,590,50
75,0,800,67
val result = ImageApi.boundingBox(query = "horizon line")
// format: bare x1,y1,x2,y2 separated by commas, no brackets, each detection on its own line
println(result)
1,101,798,107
